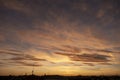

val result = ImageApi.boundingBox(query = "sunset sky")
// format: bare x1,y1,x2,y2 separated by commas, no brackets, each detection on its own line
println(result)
0,0,120,76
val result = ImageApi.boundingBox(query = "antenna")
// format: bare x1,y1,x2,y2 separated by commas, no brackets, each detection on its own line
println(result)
32,64,34,75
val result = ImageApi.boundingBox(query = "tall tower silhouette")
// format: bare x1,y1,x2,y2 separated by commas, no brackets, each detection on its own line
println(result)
32,69,34,75
32,64,34,75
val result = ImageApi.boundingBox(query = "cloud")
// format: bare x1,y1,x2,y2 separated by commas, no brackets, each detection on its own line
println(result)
0,0,34,16
0,49,46,67
5,49,23,53
81,48,120,54
55,52,111,62
9,56,46,61
53,45,118,66
58,45,81,53
99,62,112,65
0,33,5,41
54,45,120,55
0,49,47,61
0,62,4,66
72,53,111,62
83,63,95,66
15,61,42,67
0,50,22,56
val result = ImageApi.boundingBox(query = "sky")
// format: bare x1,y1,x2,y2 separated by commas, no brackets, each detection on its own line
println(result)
0,0,120,76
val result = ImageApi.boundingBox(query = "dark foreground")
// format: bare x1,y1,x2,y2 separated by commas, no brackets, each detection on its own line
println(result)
0,75,120,80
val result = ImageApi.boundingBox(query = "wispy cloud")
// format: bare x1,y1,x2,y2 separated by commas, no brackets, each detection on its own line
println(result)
83,63,95,66
55,45,120,54
14,61,42,67
0,50,22,56
9,56,46,61
0,49,47,63
55,52,111,62
99,62,112,65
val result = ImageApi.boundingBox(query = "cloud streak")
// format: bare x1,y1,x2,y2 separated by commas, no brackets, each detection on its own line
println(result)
55,52,111,62
0,49,47,67
15,61,42,67
0,49,46,60
55,45,120,54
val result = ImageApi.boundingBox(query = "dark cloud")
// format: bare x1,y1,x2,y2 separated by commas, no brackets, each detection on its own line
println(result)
9,56,46,61
54,45,81,53
23,54,47,61
0,50,21,56
70,53,111,62
5,49,23,53
0,49,47,61
83,63,95,66
55,52,111,62
99,62,112,65
5,55,47,62
0,50,45,67
55,45,120,54
0,62,4,66
111,47,120,52
81,48,120,54
15,61,42,67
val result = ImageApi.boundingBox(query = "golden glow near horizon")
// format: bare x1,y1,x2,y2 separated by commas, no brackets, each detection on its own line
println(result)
0,0,120,76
